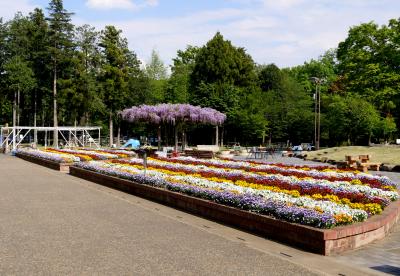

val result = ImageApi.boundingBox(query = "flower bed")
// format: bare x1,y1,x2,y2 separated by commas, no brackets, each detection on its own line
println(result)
15,149,75,172
70,163,400,255
44,148,123,161
16,148,79,163
75,157,398,229
15,148,135,169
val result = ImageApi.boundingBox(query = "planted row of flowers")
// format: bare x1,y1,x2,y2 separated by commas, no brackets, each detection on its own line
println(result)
45,148,136,161
111,158,398,205
16,148,79,163
76,161,336,228
16,148,135,163
75,158,398,228
155,156,396,190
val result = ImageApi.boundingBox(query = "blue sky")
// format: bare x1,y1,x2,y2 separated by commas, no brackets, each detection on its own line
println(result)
1,0,400,67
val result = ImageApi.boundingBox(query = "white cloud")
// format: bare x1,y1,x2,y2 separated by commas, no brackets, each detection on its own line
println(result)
79,0,400,67
85,0,158,10
0,0,35,20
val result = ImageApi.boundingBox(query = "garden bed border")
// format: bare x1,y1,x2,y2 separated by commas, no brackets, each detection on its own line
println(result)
69,166,400,255
16,152,72,173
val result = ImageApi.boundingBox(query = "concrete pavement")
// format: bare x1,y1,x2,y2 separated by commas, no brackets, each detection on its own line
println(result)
0,154,396,275
0,155,319,275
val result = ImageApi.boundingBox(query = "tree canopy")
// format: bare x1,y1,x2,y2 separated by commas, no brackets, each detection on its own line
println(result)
0,1,398,147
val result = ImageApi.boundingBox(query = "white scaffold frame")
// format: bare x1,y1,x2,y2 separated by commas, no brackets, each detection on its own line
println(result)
0,126,101,151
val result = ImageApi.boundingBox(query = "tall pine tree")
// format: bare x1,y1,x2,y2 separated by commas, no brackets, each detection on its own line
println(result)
99,25,133,146
46,0,74,147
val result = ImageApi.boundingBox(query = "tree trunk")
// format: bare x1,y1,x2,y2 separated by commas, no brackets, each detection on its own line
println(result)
42,99,45,127
53,66,58,148
221,126,224,147
164,125,169,147
12,91,17,150
71,118,77,147
85,111,89,126
17,86,20,126
182,131,185,151
269,132,272,146
109,111,113,147
174,123,178,152
117,125,121,147
215,125,219,147
157,125,161,150
34,91,37,146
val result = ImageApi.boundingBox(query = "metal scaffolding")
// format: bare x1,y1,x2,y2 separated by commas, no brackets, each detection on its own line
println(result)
1,126,101,151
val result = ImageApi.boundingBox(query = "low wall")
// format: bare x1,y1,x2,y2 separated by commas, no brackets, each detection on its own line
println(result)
16,152,72,173
69,166,400,255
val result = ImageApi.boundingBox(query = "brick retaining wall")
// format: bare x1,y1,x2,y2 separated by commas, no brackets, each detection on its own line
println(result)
69,166,400,255
16,152,72,173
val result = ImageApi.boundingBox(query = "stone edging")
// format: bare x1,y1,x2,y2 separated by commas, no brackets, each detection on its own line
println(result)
16,152,72,173
69,166,400,255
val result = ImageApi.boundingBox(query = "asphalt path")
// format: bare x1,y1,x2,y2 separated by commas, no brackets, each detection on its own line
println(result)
0,155,320,275
1,154,396,275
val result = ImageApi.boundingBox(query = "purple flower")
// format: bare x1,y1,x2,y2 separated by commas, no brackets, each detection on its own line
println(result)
121,103,226,125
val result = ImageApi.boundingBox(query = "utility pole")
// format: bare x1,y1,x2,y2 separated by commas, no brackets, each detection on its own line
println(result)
13,91,17,151
310,77,325,150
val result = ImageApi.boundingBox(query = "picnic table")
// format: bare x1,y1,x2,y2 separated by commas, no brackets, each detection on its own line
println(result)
247,147,270,159
344,155,381,172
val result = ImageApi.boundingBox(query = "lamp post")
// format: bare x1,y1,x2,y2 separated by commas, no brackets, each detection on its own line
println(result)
310,77,325,150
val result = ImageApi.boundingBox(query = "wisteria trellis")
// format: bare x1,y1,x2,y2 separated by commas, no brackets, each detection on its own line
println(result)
121,104,226,149
121,103,226,125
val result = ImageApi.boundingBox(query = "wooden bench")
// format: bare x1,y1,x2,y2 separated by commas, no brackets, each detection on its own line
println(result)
344,155,381,172
184,150,214,159
367,163,381,171
358,154,370,163
345,155,358,168
357,155,381,171
196,145,220,152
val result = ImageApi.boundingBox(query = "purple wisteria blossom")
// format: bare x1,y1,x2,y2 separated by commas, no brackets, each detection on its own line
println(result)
120,103,226,125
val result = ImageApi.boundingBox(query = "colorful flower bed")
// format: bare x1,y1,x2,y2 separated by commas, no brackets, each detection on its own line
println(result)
75,157,398,229
16,148,135,163
16,148,79,163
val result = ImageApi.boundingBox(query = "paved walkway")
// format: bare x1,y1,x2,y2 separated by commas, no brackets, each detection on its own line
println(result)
246,156,400,275
0,155,397,275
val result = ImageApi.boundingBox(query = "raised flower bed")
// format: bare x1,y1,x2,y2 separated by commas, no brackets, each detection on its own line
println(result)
15,148,135,172
70,156,399,254
16,149,78,172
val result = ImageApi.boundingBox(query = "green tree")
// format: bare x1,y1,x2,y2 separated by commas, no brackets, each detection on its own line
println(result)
145,49,167,80
28,8,50,142
258,63,283,92
189,32,262,144
379,115,397,143
337,20,400,115
145,49,167,103
0,19,12,124
260,67,313,144
165,45,199,103
287,49,337,95
4,56,35,130
73,24,103,125
99,25,136,146
46,0,75,146
326,95,380,145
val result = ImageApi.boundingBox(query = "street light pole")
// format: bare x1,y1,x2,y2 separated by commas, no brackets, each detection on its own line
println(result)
310,77,325,150
314,83,317,150
318,81,321,150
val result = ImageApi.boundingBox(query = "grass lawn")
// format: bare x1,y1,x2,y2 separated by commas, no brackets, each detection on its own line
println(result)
305,146,400,165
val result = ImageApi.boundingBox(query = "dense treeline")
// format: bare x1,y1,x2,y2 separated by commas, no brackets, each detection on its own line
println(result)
0,0,399,147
